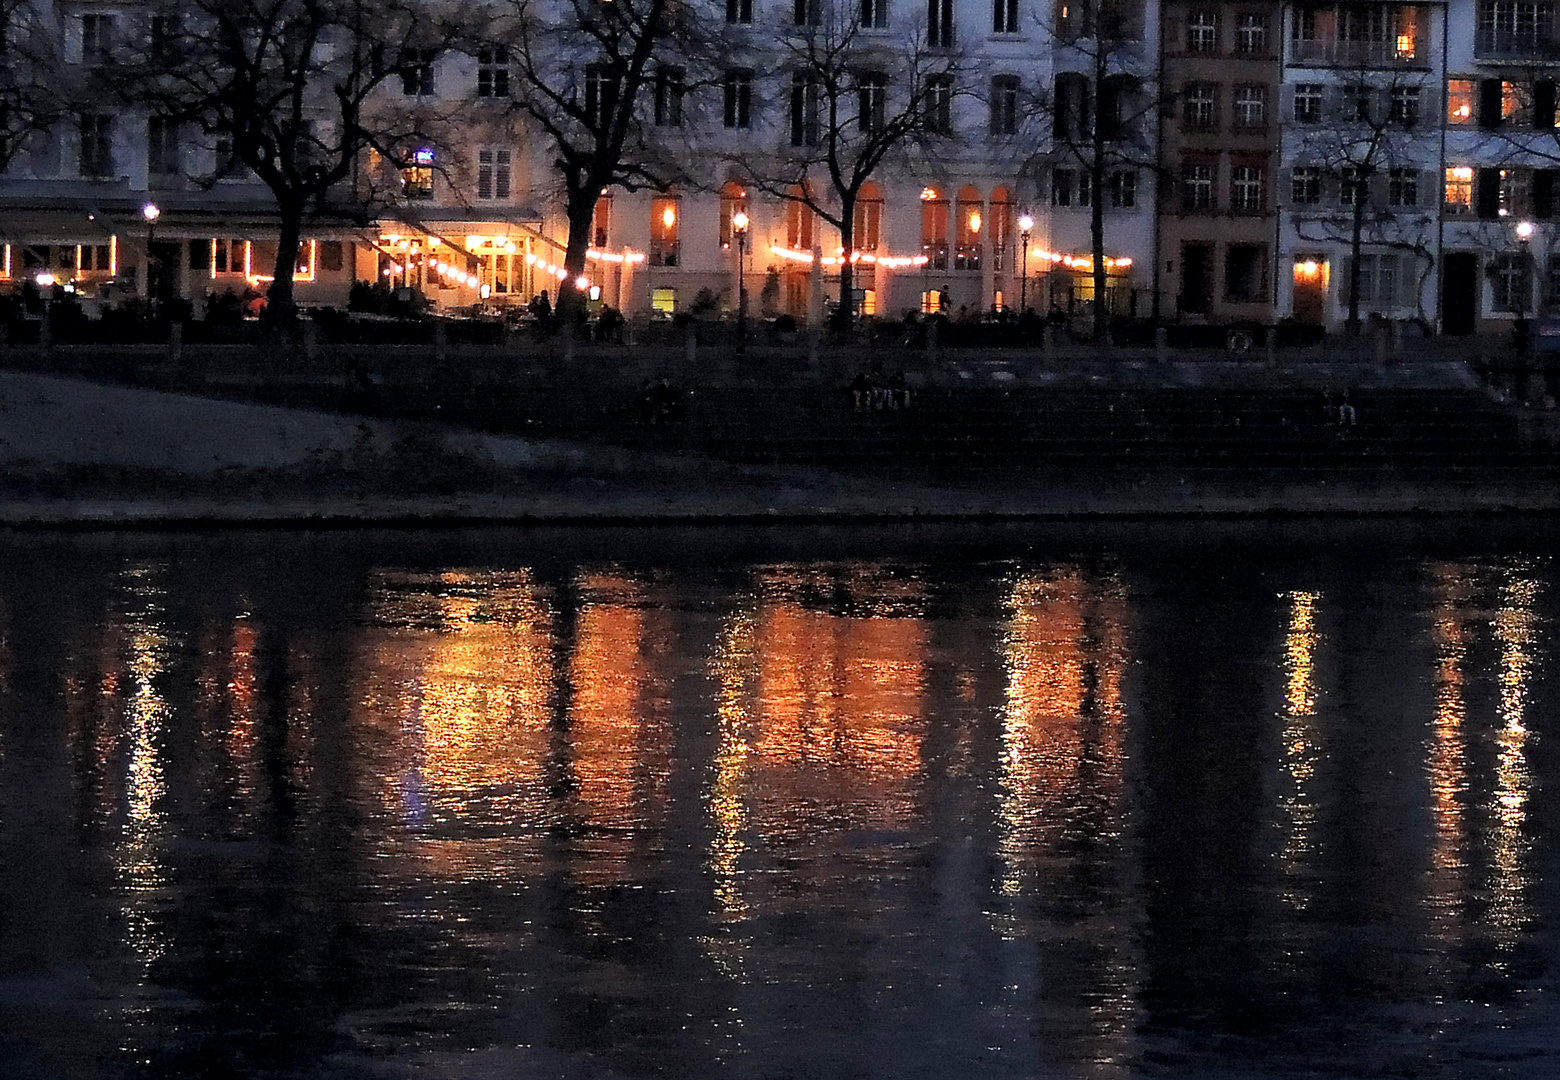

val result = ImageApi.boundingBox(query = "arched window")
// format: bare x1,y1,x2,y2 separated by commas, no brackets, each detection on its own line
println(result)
921,186,948,269
786,185,815,251
956,185,983,270
989,186,1014,271
854,182,884,252
719,181,748,249
650,194,680,266
592,194,612,248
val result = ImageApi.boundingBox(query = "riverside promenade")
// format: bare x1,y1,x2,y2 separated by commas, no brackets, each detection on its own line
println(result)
2,340,1559,527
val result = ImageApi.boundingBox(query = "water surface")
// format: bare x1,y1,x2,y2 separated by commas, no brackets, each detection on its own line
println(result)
1,522,1558,1078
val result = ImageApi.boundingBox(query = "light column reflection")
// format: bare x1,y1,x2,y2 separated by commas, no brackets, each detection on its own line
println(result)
1425,565,1470,926
1277,590,1323,912
1487,570,1540,952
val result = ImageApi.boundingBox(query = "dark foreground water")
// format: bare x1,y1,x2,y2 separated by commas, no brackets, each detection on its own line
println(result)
4,521,1560,1079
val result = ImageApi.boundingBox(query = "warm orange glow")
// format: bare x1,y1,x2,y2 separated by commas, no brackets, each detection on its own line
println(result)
662,205,677,228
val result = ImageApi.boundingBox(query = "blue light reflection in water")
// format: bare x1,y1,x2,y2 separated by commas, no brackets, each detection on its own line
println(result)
0,528,1556,1079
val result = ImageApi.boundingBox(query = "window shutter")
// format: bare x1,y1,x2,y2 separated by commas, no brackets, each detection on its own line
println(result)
1278,83,1295,122
1536,169,1559,219
1477,166,1502,218
1278,165,1293,206
1397,255,1417,308
1422,169,1439,210
1536,80,1558,130
1479,78,1504,129
1342,256,1357,305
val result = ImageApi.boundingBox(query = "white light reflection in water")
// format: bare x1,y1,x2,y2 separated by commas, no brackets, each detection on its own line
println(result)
1277,591,1322,912
115,565,173,975
1487,569,1539,952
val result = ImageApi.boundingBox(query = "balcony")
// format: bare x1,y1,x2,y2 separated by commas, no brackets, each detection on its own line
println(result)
1290,36,1427,67
1476,30,1560,61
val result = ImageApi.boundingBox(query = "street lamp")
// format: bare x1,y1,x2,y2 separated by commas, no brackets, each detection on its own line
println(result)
142,202,160,319
1517,219,1535,355
732,209,749,355
1017,214,1034,314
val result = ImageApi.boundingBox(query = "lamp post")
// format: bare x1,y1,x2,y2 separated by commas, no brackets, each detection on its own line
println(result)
1017,214,1034,314
1518,219,1535,356
732,209,749,355
141,201,160,320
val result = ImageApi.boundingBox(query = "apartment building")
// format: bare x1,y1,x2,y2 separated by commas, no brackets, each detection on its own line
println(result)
1274,0,1445,332
1160,0,1282,323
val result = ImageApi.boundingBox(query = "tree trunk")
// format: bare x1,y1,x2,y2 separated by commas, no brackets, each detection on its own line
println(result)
835,194,857,338
1346,192,1365,336
265,202,305,324
558,188,599,341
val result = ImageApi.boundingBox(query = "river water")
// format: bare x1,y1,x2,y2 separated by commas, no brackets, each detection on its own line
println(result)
1,522,1559,1079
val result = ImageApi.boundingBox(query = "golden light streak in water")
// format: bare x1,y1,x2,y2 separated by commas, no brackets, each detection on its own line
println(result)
1278,591,1322,912
1426,566,1469,904
1487,570,1539,950
116,565,172,970
358,569,556,879
708,609,757,924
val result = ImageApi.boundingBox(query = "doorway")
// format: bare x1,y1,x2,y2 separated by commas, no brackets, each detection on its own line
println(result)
1180,242,1212,315
1441,251,1478,335
1291,257,1328,325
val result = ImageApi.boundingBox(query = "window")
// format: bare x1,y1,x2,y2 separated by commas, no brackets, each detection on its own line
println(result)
789,187,816,250
790,72,821,145
794,0,822,25
80,13,112,66
1182,162,1214,209
925,74,954,133
990,74,1019,134
401,148,434,199
1233,85,1265,127
1501,167,1530,216
1444,166,1474,213
861,0,890,26
727,0,753,22
592,195,610,247
1110,170,1137,208
654,66,684,126
1447,78,1475,124
1052,167,1076,206
78,114,113,177
149,13,178,63
1390,85,1421,125
1339,165,1367,206
477,148,511,199
213,136,240,178
477,48,510,98
1235,13,1267,53
652,287,676,314
1503,79,1527,124
1294,82,1323,123
1345,253,1404,307
1225,243,1265,302
1343,84,1372,122
724,69,753,129
1491,252,1532,310
928,0,955,46
994,0,1020,32
859,70,888,132
650,196,680,266
1479,0,1556,56
148,116,179,176
585,63,617,127
400,48,437,96
719,182,747,248
1231,165,1264,211
1388,167,1418,206
1184,82,1216,130
1187,10,1217,51
1292,166,1322,204
1053,73,1091,141
956,187,983,268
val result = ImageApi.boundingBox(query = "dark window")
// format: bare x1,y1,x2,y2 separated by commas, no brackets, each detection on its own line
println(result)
925,74,954,133
861,0,889,27
990,74,1020,135
993,0,1019,32
477,49,510,97
727,0,753,22
724,69,753,129
79,113,114,176
400,48,437,96
928,0,955,46
858,70,888,132
790,72,821,145
653,66,684,126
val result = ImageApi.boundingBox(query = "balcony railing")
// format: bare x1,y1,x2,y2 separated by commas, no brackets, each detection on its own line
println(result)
1290,36,1426,66
923,242,949,270
1475,30,1560,61
955,244,982,271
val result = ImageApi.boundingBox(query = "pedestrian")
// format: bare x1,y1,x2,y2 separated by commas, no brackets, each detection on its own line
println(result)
889,371,909,410
850,371,873,412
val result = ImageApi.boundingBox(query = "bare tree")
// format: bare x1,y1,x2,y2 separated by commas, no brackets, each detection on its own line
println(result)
1288,68,1434,333
1024,0,1157,341
0,0,63,171
727,4,967,335
495,0,708,326
117,0,468,322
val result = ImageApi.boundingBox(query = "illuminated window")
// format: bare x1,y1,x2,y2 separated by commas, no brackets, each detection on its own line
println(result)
787,186,815,250
855,182,884,251
921,188,948,267
650,196,680,266
1447,79,1475,123
401,149,434,200
651,287,676,313
719,181,747,248
1444,167,1474,213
